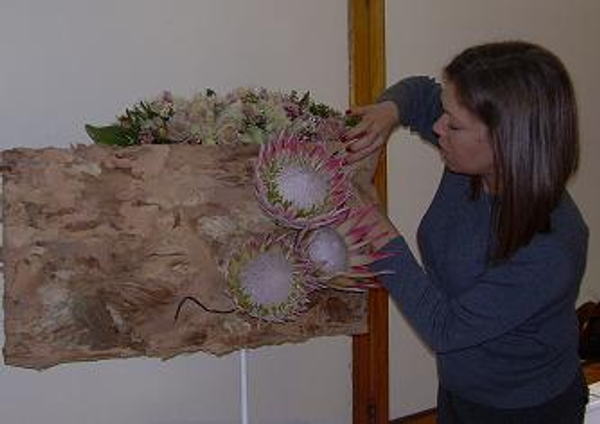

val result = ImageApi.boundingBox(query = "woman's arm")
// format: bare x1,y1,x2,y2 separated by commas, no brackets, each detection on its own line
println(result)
378,76,442,145
372,231,587,353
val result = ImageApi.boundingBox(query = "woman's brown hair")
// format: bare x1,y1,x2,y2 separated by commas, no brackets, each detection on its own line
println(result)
444,41,579,261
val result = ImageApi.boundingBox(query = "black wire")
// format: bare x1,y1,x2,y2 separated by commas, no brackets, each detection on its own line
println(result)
174,296,236,321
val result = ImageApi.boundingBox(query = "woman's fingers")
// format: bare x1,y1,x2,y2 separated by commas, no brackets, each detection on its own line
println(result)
346,104,373,117
342,101,399,164
345,135,385,164
344,113,374,141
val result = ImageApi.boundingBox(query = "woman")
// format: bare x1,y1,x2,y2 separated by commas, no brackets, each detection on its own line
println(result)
345,41,590,423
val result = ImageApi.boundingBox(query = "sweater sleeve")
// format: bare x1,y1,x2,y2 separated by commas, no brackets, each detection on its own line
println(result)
378,76,443,145
371,233,587,353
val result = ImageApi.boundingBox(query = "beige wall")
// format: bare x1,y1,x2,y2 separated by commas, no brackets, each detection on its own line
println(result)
0,1,351,423
3,1,598,422
386,0,600,418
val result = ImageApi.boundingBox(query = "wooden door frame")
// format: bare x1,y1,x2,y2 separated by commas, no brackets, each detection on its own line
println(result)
349,1,389,424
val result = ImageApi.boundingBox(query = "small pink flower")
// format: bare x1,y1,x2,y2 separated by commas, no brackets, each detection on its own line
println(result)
138,129,154,144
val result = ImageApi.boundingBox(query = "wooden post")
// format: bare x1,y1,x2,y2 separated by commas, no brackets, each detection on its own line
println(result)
349,1,389,424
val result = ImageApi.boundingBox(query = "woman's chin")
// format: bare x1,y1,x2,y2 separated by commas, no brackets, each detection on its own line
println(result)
440,151,453,169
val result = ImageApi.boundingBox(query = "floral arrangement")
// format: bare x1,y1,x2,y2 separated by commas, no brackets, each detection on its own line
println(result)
87,87,391,322
85,87,358,147
229,132,393,321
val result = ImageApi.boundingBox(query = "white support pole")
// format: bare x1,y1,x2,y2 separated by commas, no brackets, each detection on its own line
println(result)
240,348,249,424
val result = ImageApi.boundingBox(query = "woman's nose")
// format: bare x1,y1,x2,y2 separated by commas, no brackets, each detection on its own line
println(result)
433,115,446,137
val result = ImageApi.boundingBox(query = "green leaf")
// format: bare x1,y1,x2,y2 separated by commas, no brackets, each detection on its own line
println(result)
344,114,361,127
85,124,131,146
299,91,311,108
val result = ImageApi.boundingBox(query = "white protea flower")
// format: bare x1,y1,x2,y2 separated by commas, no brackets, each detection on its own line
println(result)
301,205,395,291
254,133,351,229
227,233,312,322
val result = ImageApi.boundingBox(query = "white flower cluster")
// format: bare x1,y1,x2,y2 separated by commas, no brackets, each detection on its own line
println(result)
114,87,348,146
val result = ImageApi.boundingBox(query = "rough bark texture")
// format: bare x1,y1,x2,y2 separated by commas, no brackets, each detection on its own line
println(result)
1,144,369,370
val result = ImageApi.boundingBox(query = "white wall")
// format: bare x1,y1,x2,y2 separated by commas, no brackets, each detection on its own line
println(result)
385,0,600,418
0,1,351,424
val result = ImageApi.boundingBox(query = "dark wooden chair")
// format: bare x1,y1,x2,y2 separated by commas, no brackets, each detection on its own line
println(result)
578,301,600,360
578,301,600,385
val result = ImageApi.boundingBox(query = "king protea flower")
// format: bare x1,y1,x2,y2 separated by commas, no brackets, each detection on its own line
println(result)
254,132,351,229
300,205,394,291
227,233,312,322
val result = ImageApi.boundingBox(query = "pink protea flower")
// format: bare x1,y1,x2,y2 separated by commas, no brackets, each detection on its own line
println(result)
227,233,312,322
300,205,394,291
254,133,351,229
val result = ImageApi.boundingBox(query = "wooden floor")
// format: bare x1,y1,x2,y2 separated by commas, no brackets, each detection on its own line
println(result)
390,360,600,424
392,409,436,424
584,360,600,384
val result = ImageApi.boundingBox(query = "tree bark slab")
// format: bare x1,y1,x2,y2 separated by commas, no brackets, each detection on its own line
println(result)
1,144,367,370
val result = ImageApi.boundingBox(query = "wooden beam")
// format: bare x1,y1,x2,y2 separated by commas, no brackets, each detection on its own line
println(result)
348,1,389,424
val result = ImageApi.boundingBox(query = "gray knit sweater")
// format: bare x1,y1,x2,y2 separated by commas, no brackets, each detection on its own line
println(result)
372,76,589,408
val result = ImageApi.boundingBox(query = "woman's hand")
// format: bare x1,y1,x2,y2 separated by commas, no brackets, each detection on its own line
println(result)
343,100,400,164
343,100,401,251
